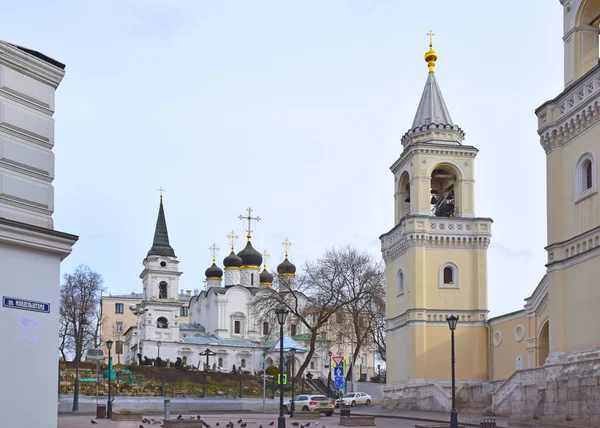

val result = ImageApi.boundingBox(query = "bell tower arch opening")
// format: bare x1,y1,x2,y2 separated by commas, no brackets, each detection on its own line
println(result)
430,164,460,217
565,0,600,85
397,171,411,221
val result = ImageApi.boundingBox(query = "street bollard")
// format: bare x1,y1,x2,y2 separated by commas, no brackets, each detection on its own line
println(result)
480,419,496,428
164,398,171,421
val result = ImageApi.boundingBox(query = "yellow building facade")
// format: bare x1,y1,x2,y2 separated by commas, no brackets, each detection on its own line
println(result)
383,2,600,424
380,40,492,384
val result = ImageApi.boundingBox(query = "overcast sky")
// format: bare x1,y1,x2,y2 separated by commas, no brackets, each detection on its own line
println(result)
0,1,562,317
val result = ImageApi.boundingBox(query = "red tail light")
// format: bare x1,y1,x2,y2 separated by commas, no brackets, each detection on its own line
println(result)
309,401,317,405
330,401,334,405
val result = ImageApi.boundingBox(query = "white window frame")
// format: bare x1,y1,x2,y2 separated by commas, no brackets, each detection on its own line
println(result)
439,262,459,288
396,270,404,296
575,152,597,203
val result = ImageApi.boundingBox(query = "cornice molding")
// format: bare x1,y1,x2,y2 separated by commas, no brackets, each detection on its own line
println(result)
537,66,600,154
0,42,65,88
381,215,492,263
0,217,77,260
390,143,478,175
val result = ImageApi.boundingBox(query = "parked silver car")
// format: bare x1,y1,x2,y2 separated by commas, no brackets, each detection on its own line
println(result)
284,394,335,416
335,392,372,407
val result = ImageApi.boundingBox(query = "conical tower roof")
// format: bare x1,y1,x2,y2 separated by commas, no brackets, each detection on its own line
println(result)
410,71,454,130
401,36,465,147
147,197,176,257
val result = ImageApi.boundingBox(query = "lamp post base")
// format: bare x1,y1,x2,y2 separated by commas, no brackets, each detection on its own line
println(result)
107,401,113,419
277,414,286,428
450,409,458,428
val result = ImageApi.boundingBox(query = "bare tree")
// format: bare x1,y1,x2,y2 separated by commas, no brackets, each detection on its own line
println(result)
369,287,386,362
331,247,385,379
58,265,104,361
252,247,374,381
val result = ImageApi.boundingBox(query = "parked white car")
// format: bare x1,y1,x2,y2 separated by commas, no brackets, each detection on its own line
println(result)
335,392,372,407
284,394,335,416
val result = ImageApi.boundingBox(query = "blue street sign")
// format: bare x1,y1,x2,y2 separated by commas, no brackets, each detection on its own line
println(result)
2,296,50,314
334,366,344,376
334,376,344,389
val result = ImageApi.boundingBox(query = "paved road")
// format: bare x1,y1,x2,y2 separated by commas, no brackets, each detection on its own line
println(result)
58,413,425,428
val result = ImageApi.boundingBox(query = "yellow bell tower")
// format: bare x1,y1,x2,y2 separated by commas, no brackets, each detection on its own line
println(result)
381,36,492,383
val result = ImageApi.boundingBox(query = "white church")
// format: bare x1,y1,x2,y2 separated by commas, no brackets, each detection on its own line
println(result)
122,197,340,380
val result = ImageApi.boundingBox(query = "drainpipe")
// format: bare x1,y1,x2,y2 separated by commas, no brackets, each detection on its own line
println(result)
485,320,492,381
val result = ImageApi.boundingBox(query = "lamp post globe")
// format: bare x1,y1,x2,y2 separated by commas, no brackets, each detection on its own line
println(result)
105,339,114,419
446,315,459,428
275,308,289,428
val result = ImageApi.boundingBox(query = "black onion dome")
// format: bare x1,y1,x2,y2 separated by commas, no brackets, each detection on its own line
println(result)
205,263,223,279
223,251,242,268
260,268,274,284
237,241,263,267
277,257,296,276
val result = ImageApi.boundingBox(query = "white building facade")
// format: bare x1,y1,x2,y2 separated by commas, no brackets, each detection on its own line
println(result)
0,41,78,428
121,199,366,385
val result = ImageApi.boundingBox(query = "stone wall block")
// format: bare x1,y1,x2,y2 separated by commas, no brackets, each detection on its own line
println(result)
558,385,568,402
587,400,600,414
543,402,556,415
545,381,558,390
568,387,582,401
568,378,581,388
545,387,556,402
511,400,524,415
582,377,599,387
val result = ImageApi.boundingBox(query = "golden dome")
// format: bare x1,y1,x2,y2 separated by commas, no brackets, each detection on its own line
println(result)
424,30,437,72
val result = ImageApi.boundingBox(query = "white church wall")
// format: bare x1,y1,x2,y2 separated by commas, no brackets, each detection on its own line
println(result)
224,287,252,338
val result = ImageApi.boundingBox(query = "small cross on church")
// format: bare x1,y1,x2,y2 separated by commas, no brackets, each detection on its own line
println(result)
427,30,435,47
238,207,261,239
282,238,292,258
209,243,219,263
157,187,165,199
227,230,238,252
262,249,270,269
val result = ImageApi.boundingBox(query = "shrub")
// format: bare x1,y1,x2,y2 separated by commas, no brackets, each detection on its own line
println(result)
266,365,279,376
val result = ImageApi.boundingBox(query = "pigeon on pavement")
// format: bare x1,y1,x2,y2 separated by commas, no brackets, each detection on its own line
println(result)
177,415,183,420
90,421,98,425
269,423,274,426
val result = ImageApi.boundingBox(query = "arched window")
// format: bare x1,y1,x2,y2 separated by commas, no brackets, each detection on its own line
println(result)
439,263,459,288
218,357,223,368
290,324,297,336
585,159,593,189
443,267,453,284
263,322,269,336
234,320,241,334
241,358,246,368
182,356,187,366
396,270,404,295
251,273,254,286
157,317,168,329
575,153,596,202
159,281,168,299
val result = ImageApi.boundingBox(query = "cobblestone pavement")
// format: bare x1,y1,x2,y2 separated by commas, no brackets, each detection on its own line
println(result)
58,413,424,428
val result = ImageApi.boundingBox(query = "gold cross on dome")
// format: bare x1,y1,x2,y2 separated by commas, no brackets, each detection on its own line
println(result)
282,238,292,259
262,250,270,269
238,207,261,239
157,187,166,199
209,243,219,263
427,30,435,47
227,230,238,252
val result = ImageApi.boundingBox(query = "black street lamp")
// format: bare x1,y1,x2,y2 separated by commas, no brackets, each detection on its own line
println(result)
72,314,88,412
106,339,114,419
326,351,332,398
377,364,381,384
446,315,459,428
276,308,289,428
288,347,296,417
157,341,164,397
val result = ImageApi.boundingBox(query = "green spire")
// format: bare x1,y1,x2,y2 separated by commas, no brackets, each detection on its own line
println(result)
147,197,176,257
